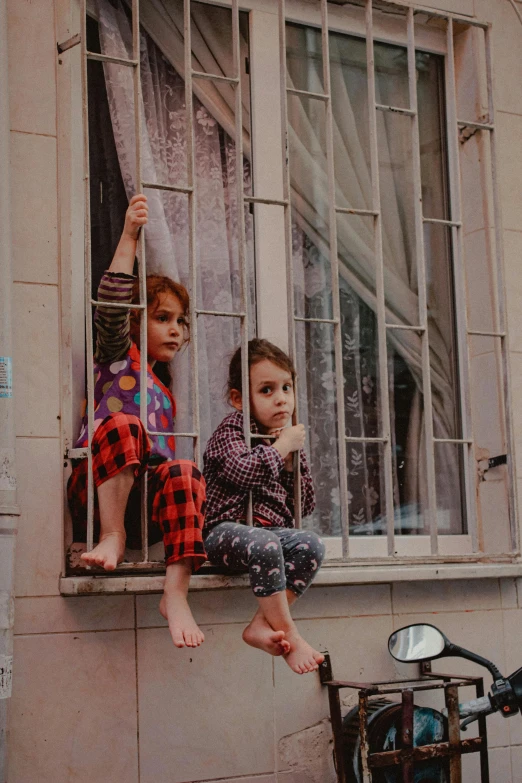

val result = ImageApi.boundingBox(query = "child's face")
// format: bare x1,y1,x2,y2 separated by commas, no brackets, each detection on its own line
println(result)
146,293,187,364
231,359,295,432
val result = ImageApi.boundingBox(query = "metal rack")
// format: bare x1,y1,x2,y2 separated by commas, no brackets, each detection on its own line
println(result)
320,653,489,783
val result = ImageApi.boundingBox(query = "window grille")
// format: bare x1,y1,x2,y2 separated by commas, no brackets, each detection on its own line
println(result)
62,0,516,583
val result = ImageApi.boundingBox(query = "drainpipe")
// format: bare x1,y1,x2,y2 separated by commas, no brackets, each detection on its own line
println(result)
0,0,19,778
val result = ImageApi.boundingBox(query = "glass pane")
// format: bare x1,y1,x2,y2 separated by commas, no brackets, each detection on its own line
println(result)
387,336,428,535
346,442,387,536
425,223,461,440
418,51,449,221
329,33,370,213
340,220,380,441
295,321,341,537
374,39,410,110
286,23,324,94
293,215,333,321
378,112,419,326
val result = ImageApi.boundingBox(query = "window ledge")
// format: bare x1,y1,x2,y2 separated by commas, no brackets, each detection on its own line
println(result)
59,559,522,596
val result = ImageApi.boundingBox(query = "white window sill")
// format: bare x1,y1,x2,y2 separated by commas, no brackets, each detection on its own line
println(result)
59,558,522,596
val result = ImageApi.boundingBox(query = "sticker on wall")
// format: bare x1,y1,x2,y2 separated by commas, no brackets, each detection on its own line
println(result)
0,449,16,491
0,655,13,699
0,357,12,398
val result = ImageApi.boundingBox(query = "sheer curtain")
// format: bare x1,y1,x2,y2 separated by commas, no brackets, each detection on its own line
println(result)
93,0,254,454
287,30,461,535
92,0,461,534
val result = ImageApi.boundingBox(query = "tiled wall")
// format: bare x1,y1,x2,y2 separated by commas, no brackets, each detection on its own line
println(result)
9,579,522,782
6,0,522,781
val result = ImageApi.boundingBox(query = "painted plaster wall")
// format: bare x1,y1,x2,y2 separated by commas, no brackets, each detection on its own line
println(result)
5,0,522,781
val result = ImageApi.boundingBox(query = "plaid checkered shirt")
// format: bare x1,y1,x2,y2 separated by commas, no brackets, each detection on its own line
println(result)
203,411,315,531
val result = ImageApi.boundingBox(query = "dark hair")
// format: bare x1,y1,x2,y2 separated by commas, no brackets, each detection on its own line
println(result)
130,274,190,387
227,338,296,399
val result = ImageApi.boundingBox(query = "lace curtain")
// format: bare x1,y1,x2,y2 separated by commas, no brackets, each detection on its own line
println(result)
92,0,462,536
94,0,254,456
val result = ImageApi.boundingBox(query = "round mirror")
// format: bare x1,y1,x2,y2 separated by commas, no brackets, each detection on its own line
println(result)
388,624,446,662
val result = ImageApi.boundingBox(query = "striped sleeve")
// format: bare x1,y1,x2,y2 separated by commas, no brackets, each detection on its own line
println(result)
94,271,136,364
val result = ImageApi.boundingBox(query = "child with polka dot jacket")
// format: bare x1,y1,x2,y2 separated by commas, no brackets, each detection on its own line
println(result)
68,194,207,649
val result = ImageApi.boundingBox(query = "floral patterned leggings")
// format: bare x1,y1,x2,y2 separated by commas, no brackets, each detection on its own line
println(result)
204,522,325,597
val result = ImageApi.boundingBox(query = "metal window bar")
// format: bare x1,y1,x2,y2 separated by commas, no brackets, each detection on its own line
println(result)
406,6,439,556
364,0,396,557
321,0,351,555
278,0,303,528
445,17,480,554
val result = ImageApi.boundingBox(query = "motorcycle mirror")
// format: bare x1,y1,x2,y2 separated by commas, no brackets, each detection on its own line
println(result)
388,623,448,663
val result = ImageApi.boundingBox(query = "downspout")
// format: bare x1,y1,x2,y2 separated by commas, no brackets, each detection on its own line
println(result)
0,0,19,779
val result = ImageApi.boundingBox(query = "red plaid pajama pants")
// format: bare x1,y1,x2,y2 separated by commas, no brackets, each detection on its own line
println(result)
67,412,207,569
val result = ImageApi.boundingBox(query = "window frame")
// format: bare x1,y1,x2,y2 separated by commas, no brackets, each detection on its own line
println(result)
57,0,519,595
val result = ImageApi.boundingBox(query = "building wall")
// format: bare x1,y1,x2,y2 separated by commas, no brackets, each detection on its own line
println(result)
5,0,522,781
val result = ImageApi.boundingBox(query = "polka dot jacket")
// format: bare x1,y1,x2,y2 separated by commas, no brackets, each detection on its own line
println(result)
74,271,177,462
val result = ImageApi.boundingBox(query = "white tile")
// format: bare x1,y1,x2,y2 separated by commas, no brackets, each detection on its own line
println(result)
292,583,392,620
8,631,138,783
391,579,501,614
13,283,60,437
489,746,513,783
500,579,518,609
136,586,257,628
14,438,63,597
14,595,135,634
496,113,522,233
11,132,58,284
474,0,522,116
137,624,274,782
7,0,57,135
511,744,522,783
274,615,396,751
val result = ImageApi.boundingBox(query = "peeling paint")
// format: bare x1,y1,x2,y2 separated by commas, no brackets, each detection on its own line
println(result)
278,717,337,783
0,448,16,491
0,655,13,699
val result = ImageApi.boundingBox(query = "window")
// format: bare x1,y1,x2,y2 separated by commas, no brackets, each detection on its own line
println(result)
60,0,516,585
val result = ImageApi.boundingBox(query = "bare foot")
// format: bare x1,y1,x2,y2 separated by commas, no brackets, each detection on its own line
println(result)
284,630,324,674
80,532,126,571
242,613,291,656
159,590,205,649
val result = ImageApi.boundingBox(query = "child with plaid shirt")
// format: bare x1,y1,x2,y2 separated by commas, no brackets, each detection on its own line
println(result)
203,340,326,674
68,194,207,650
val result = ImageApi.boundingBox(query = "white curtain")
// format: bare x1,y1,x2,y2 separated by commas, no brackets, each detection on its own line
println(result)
93,0,461,534
94,0,254,455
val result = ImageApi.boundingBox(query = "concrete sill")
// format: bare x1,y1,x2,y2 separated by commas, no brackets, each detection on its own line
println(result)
59,559,522,596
